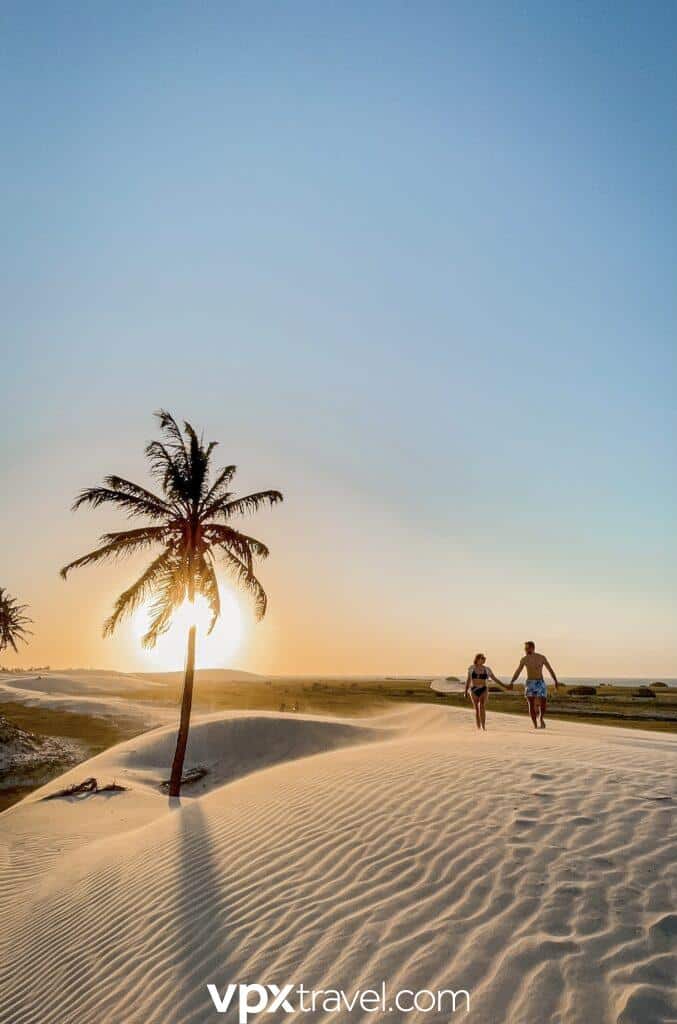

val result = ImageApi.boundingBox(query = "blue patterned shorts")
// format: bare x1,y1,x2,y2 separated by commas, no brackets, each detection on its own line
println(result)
525,679,547,699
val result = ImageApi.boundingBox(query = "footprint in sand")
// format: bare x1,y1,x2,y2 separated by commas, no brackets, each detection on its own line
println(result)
618,986,676,1024
648,914,677,954
591,856,615,869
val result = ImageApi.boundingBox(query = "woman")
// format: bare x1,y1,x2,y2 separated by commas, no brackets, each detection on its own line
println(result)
464,653,503,731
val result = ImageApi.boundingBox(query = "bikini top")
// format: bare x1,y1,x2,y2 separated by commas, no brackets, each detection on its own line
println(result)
470,667,489,680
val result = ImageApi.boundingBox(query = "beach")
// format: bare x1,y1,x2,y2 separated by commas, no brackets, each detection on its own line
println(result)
1,704,675,1024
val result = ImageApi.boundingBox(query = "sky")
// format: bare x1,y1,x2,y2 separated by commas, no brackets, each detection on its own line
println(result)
1,1,675,678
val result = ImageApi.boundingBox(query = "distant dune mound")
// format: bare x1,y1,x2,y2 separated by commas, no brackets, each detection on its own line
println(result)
138,668,263,686
2,671,166,698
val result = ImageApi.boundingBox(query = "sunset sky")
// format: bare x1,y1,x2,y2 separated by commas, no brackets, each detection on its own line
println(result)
2,3,675,677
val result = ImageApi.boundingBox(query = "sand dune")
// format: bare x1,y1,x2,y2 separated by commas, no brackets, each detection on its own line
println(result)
1,706,675,1024
140,668,263,685
0,671,165,698
0,672,174,728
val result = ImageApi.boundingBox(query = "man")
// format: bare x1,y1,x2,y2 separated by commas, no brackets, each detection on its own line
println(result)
509,641,559,729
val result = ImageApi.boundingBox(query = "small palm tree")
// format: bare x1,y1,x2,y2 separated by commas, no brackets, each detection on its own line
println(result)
0,588,33,654
61,411,283,796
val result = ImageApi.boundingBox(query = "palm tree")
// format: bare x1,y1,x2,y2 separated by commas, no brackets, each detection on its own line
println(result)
61,410,283,796
0,588,33,654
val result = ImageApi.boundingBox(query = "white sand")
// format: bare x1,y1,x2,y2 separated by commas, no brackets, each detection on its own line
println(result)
0,706,675,1024
0,671,166,698
0,671,175,728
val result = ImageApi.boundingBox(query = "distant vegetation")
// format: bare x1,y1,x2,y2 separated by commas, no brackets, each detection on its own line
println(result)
0,665,51,673
100,673,677,734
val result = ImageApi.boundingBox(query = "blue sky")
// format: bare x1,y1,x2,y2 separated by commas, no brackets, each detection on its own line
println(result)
1,2,675,675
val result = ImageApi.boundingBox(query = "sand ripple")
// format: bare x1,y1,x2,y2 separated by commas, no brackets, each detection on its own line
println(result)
0,708,675,1023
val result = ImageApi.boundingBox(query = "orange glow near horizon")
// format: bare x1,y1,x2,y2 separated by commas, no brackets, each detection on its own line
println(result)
131,584,244,671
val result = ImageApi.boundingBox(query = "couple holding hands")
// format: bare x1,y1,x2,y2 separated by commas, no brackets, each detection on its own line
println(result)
464,640,560,731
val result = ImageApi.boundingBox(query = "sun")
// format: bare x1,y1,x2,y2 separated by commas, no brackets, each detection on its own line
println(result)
132,582,244,671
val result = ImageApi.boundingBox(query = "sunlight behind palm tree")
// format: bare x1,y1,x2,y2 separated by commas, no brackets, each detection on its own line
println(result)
132,582,244,671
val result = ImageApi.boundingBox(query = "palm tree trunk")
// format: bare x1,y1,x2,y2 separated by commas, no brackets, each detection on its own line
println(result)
168,623,197,797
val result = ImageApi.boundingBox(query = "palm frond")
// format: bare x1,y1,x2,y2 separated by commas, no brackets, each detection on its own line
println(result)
201,489,282,522
102,548,175,636
201,464,237,510
183,420,210,508
0,588,33,653
155,410,189,470
60,527,168,579
144,440,192,508
142,556,190,648
72,486,169,521
219,550,268,620
193,553,221,634
103,476,174,515
204,523,270,560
